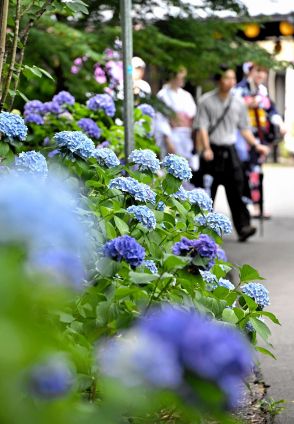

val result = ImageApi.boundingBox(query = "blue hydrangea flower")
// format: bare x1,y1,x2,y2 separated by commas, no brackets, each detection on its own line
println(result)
195,214,207,226
0,112,28,141
109,177,156,204
87,93,116,117
0,173,88,261
29,356,74,399
141,260,158,274
173,186,189,201
52,91,75,106
30,249,85,290
199,269,217,288
77,118,101,139
138,306,253,409
14,151,48,180
99,330,182,389
24,113,44,125
128,149,160,173
104,235,145,268
241,282,270,307
216,246,228,262
173,235,217,260
205,212,233,236
127,205,156,230
43,101,62,114
137,103,155,118
187,189,213,211
24,100,45,116
218,278,235,290
156,201,166,211
162,154,192,181
92,148,120,168
54,131,95,159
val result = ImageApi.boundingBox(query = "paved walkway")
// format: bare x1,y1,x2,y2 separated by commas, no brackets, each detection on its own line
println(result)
214,164,294,422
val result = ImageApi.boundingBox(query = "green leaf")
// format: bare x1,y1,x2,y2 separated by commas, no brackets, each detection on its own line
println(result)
163,254,190,271
105,221,117,239
114,216,129,235
222,308,238,324
129,271,159,285
0,142,10,156
255,346,276,359
239,264,265,283
250,317,271,342
162,173,182,195
253,311,281,325
171,197,188,217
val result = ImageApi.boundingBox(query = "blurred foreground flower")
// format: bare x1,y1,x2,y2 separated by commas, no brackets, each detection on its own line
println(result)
28,356,74,399
0,173,88,288
98,306,253,410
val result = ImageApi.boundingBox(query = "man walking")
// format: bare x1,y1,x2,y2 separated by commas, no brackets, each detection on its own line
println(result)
195,65,269,242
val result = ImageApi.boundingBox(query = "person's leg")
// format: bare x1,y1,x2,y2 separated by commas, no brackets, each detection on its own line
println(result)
223,166,252,236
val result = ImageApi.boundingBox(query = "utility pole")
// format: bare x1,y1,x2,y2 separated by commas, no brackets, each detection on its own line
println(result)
120,0,134,158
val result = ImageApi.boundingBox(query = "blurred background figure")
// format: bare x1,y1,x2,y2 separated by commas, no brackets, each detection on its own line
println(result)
235,63,286,219
132,56,151,100
154,67,197,162
195,65,269,242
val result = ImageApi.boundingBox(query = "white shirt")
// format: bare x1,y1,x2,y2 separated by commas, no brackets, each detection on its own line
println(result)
155,84,197,159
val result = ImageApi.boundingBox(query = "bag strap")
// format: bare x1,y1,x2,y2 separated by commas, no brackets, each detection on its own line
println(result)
208,97,232,136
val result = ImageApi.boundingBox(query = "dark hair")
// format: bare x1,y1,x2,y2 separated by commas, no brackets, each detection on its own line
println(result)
213,64,235,81
167,65,187,81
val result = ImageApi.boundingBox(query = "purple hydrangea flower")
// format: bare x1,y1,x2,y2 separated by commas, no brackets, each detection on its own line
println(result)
24,113,44,125
128,149,160,173
77,118,101,139
216,246,228,262
14,151,48,180
24,100,45,116
28,356,74,399
141,260,158,274
86,94,116,117
103,235,145,268
109,177,156,204
43,101,62,115
92,148,120,168
162,154,192,181
0,112,27,141
173,235,217,259
127,205,156,230
53,91,75,106
137,306,253,409
94,64,107,84
54,131,95,159
241,283,270,307
137,103,155,118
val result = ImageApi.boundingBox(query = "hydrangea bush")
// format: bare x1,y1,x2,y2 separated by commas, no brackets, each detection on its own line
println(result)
0,108,280,424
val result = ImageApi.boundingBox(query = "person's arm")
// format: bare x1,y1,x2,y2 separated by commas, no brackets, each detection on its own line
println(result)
240,128,270,156
198,128,214,161
194,99,213,160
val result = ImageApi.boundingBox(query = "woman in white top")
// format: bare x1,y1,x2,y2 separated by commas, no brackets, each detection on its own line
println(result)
155,67,197,160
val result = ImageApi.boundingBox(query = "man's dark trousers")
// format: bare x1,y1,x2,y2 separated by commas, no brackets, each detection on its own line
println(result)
204,144,251,236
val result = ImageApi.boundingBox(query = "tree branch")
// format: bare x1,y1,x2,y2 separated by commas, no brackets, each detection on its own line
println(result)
0,0,9,105
1,0,21,108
